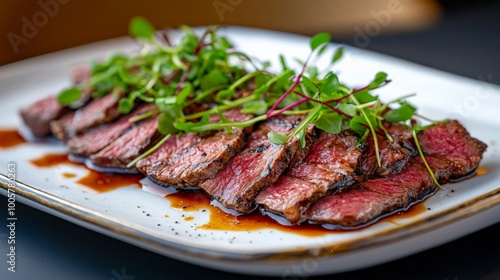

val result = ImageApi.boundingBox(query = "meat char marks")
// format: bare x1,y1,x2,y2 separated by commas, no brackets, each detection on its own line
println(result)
308,121,487,228
308,161,435,227
256,131,363,223
20,96,69,137
89,113,162,170
201,115,314,213
143,109,253,187
136,133,201,173
358,123,415,179
67,104,156,157
50,93,122,141
20,67,92,138
18,85,488,229
416,120,487,182
256,123,415,224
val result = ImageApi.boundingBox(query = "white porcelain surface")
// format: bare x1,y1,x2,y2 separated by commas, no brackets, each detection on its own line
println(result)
0,27,499,277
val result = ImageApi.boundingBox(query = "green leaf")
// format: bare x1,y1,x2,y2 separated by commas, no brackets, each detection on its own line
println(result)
307,66,319,79
215,37,232,49
176,84,193,105
279,54,288,71
200,70,229,90
57,87,81,105
155,97,177,112
349,115,368,135
310,32,331,51
157,113,178,135
299,129,306,148
321,72,339,95
274,70,295,89
301,76,317,93
92,80,115,98
317,44,328,56
332,47,344,64
129,17,155,40
118,98,134,113
369,72,388,88
337,103,356,116
241,99,268,115
216,88,236,101
268,132,289,145
316,112,343,134
384,102,416,122
354,90,378,104
255,73,270,88
253,84,269,95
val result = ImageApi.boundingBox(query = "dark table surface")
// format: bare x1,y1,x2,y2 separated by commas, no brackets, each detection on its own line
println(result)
1,1,500,280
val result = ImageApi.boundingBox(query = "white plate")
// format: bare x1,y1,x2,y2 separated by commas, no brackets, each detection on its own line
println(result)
0,27,499,277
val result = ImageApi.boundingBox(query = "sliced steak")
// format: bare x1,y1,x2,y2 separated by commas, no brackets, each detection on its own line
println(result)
50,93,122,141
357,123,415,179
67,104,156,157
307,120,487,227
307,161,434,227
256,131,363,224
416,120,487,182
89,116,161,169
146,109,253,187
201,115,312,213
136,133,201,173
20,96,69,137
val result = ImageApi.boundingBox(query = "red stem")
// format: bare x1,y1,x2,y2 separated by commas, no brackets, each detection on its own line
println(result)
268,98,309,118
162,69,180,84
292,91,352,119
325,79,391,103
161,32,172,47
266,52,313,117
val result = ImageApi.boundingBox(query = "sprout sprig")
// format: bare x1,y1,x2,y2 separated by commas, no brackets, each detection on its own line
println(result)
56,17,440,170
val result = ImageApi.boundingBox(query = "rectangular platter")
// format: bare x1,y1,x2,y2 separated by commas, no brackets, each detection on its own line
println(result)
0,26,499,276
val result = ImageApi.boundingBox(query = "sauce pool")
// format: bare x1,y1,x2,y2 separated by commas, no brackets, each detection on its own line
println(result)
29,153,453,235
165,190,433,237
0,129,27,148
476,166,487,176
29,153,141,192
166,190,332,237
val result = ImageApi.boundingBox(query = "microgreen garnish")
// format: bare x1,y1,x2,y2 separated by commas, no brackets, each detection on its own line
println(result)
57,87,81,105
57,17,443,176
412,129,442,188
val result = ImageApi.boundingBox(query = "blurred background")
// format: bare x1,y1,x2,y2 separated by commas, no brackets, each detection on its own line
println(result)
1,0,499,84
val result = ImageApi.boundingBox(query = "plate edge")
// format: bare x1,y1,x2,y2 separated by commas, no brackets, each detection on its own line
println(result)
0,173,498,262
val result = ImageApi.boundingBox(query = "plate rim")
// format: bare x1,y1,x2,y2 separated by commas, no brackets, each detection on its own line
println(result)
1,174,498,263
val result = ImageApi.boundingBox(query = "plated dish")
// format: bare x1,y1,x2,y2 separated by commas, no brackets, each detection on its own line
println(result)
0,26,499,276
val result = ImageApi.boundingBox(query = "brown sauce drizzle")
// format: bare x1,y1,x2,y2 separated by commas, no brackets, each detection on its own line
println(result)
166,190,433,236
29,153,141,192
476,166,487,176
62,172,77,178
378,202,428,225
0,129,27,148
29,153,441,234
75,172,142,193
167,191,337,236
30,153,83,168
